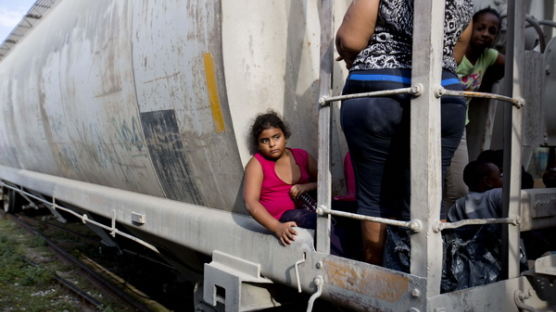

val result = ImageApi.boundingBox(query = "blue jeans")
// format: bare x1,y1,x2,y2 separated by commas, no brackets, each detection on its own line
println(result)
341,68,466,220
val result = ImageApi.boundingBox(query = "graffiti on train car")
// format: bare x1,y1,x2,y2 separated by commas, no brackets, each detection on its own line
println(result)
141,109,203,204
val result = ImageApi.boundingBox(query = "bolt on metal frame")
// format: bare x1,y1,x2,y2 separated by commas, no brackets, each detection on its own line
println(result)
316,0,525,304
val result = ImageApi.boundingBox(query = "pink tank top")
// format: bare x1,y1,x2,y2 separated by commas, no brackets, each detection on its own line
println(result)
254,148,312,219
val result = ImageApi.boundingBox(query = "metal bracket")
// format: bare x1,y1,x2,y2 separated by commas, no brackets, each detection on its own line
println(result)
203,250,273,312
294,253,307,293
306,276,324,312
44,197,66,223
16,187,40,211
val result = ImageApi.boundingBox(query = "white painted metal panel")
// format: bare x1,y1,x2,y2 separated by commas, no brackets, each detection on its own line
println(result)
0,0,353,210
221,0,351,166
0,1,164,195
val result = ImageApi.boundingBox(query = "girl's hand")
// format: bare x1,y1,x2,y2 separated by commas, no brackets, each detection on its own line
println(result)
289,184,307,199
273,221,297,245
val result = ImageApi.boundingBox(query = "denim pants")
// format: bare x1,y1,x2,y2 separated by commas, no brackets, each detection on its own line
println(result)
340,68,466,220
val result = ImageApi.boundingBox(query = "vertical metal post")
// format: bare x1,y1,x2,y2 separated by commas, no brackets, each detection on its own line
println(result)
503,0,524,279
543,0,555,39
316,0,333,253
409,0,445,296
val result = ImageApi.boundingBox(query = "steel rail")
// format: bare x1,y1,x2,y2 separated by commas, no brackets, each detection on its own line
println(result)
21,257,104,308
21,215,179,271
54,273,104,308
7,213,155,312
0,182,159,253
317,207,422,232
435,217,518,232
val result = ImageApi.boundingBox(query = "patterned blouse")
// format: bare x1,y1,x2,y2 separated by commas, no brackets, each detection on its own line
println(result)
351,0,473,73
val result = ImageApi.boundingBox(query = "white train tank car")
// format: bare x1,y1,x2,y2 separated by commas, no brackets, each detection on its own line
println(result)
0,0,351,210
2,1,556,311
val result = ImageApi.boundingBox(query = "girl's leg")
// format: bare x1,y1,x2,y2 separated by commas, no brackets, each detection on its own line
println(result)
280,209,346,256
279,209,316,229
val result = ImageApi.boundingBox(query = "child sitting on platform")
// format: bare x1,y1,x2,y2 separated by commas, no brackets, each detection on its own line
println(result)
243,111,318,246
448,160,503,221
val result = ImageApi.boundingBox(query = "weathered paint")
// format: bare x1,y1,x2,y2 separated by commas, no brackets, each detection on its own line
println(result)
324,259,410,303
0,0,247,210
140,109,203,204
0,0,356,211
203,52,225,133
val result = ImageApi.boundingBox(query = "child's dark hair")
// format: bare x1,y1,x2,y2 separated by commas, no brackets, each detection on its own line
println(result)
250,111,291,148
473,7,502,25
463,160,497,192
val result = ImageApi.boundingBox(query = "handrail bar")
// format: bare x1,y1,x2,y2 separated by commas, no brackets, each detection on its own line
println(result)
438,89,524,108
435,217,519,232
0,181,160,253
319,87,420,106
317,207,422,232
319,87,524,108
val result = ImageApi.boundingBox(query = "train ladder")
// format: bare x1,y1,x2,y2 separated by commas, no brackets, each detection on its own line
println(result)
315,0,524,304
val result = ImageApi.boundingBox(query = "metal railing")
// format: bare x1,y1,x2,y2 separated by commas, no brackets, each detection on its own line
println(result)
317,87,524,231
317,89,524,236
0,181,160,253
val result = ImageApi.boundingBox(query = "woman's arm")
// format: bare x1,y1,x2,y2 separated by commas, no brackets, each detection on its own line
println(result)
454,21,473,64
243,157,297,245
335,0,380,69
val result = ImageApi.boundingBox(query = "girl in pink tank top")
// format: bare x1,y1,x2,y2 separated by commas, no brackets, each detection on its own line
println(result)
243,112,317,245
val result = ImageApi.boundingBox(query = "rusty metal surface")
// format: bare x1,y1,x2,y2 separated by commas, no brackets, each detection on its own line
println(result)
325,259,409,302
322,256,426,312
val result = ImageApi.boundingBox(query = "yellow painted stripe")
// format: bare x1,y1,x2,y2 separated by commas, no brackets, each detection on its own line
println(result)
203,52,225,133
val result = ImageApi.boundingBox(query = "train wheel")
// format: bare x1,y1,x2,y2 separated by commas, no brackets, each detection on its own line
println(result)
3,189,23,213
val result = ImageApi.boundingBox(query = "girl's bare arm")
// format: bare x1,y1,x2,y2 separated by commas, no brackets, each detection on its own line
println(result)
243,157,297,245
290,154,318,199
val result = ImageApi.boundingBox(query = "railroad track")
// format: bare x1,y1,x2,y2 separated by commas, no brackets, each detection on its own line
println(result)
4,211,165,312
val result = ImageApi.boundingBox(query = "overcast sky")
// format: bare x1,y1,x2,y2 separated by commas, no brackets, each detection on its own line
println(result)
0,0,36,42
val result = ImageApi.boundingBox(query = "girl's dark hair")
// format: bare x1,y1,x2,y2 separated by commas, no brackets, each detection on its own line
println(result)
250,111,291,148
473,7,501,25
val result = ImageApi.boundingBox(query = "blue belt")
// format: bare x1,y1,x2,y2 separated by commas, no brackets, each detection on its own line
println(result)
348,74,461,87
